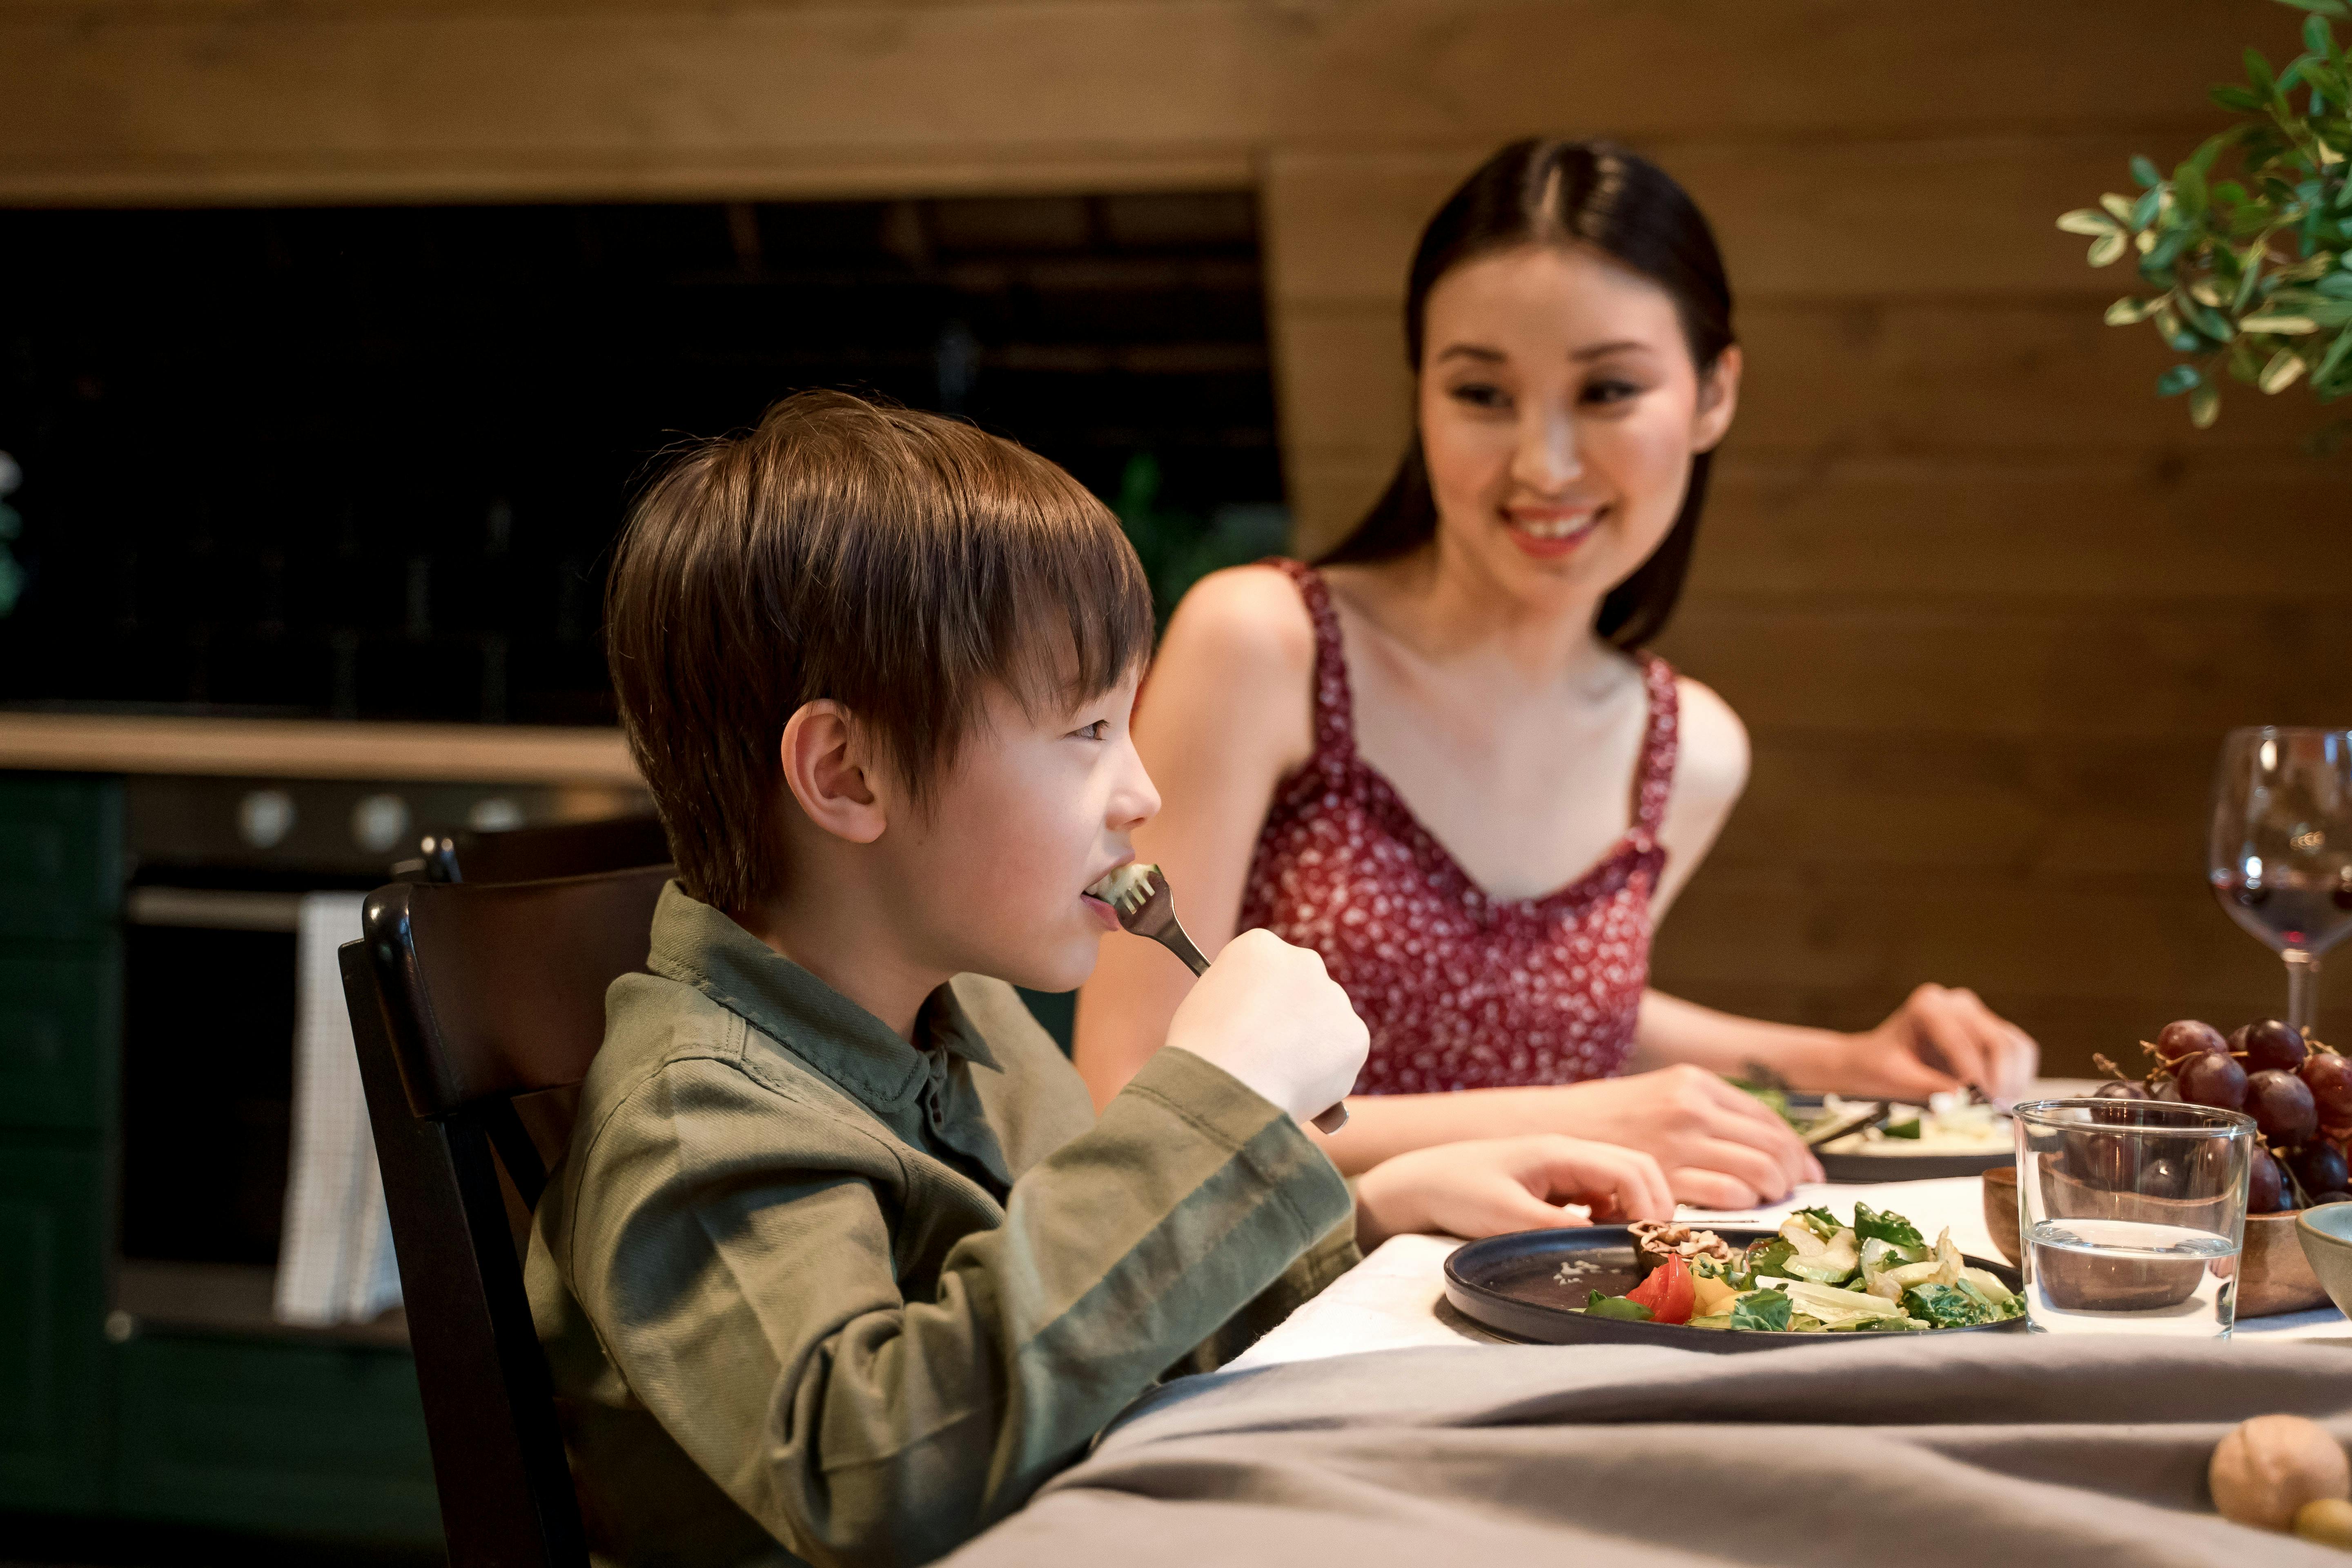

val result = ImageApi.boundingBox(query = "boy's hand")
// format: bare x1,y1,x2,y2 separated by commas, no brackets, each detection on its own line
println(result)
1164,928,1368,1127
1352,1135,1675,1251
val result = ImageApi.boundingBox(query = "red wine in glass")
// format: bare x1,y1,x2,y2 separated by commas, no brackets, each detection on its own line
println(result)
2209,728,2352,1030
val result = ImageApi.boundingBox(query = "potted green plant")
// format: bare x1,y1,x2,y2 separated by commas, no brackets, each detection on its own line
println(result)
2060,0,2352,427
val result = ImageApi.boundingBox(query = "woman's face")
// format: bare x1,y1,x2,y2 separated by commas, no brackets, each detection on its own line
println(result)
1416,242,1740,612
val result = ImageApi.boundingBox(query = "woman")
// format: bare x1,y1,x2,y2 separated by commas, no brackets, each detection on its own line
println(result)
1074,140,2038,1209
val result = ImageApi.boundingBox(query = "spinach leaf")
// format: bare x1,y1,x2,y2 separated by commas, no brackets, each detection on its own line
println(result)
1744,1238,1799,1280
1957,1278,2026,1321
1853,1203,1925,1249
1729,1291,1795,1332
1584,1292,1655,1322
1793,1206,1842,1239
1902,1282,1994,1328
1882,1118,1922,1139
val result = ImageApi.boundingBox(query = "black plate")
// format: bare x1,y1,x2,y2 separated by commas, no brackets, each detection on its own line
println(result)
1441,1226,2028,1353
1785,1093,2016,1183
1817,1146,2013,1182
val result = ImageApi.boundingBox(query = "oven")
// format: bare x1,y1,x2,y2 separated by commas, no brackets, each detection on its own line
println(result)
109,773,648,1343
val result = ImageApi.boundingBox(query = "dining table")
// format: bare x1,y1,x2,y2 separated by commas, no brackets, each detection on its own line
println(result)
1232,1172,2352,1369
942,1092,2352,1568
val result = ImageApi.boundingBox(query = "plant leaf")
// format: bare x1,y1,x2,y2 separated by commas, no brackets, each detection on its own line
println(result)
2158,364,2204,396
2058,208,2118,236
2241,312,2323,330
2175,161,2210,219
2100,192,2137,223
2132,154,2164,189
2263,347,2311,390
2316,325,2352,384
2089,229,2129,267
2249,47,2279,98
2278,0,2350,16
2191,383,2222,426
2189,128,2242,177
2105,296,2157,324
2312,12,2338,54
2187,301,2236,340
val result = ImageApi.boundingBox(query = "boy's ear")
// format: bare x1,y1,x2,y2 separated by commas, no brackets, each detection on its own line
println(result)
780,700,889,844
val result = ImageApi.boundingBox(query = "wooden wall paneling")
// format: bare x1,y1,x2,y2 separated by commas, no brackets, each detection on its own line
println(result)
1655,599,2352,741
1701,735,2224,883
1648,863,2351,1074
0,1,2301,202
1734,302,2351,458
1690,459,2352,599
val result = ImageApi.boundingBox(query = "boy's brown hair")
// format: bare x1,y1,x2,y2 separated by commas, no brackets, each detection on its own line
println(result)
605,390,1154,914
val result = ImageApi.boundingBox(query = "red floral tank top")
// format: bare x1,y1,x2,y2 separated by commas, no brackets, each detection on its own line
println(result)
1236,560,1679,1095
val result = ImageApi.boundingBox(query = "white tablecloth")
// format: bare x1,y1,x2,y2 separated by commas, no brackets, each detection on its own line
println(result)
1234,1174,2352,1369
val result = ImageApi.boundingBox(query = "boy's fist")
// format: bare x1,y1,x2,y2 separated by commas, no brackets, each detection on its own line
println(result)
1165,928,1367,1126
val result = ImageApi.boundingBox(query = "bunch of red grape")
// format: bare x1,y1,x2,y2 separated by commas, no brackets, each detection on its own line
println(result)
2095,1019,2352,1214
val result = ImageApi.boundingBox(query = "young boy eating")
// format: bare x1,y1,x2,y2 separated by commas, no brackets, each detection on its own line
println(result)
526,391,1670,1568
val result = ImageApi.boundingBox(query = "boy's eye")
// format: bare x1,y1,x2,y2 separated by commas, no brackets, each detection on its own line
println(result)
1071,719,1109,741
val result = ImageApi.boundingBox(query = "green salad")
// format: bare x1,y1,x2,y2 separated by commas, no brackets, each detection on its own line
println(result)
1575,1205,2026,1333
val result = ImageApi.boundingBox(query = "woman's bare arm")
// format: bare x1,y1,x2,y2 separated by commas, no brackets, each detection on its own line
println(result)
1071,566,1319,1110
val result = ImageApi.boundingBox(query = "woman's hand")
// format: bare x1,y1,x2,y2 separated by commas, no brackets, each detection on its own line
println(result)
1352,1134,1674,1251
1819,983,2039,1104
1525,1064,1820,1209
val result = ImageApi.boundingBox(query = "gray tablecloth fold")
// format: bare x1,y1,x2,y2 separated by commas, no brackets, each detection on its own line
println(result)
944,1336,2352,1566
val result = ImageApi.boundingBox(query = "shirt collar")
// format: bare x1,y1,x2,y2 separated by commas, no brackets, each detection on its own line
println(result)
644,881,999,1112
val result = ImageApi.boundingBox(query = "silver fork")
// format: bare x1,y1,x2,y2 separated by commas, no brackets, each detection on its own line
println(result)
1100,864,1350,1134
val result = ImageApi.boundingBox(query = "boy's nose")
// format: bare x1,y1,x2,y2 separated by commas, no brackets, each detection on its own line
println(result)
1111,743,1161,830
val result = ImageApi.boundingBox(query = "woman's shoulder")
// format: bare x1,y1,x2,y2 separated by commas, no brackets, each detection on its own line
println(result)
1157,561,1320,684
1665,670,1749,813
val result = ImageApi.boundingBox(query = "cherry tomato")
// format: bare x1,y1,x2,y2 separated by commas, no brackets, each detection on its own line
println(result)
1624,1252,1695,1325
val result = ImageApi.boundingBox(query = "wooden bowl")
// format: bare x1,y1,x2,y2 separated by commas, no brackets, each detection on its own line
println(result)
1983,1165,2328,1318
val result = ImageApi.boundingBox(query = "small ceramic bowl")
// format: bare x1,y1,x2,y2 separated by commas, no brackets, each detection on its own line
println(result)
1984,1165,2330,1318
2295,1203,2352,1321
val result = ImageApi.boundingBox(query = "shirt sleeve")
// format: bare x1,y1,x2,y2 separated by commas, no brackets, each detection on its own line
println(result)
561,1044,1352,1568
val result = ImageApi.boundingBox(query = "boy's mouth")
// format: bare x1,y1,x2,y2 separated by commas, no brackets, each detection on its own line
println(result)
1082,862,1156,931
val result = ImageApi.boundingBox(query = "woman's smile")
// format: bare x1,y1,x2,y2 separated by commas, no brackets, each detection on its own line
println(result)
1503,501,1606,555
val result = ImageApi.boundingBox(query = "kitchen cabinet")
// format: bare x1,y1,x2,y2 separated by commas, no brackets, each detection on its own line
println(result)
0,1140,111,1512
110,1336,438,1544
0,770,442,1546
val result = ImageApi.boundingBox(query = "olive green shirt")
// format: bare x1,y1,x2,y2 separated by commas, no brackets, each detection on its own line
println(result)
525,884,1358,1568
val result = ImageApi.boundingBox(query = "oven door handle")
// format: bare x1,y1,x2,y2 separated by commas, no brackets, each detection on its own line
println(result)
125,886,307,932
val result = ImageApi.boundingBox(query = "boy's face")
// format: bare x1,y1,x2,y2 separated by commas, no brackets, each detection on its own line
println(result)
883,666,1159,994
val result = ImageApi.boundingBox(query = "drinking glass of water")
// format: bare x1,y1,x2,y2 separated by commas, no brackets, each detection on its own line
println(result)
2209,726,2352,1030
2013,1099,2253,1336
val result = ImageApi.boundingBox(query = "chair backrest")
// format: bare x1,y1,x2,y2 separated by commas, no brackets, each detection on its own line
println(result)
343,864,670,1568
399,814,671,889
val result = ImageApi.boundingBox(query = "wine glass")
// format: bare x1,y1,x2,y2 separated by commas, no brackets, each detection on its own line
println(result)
2209,727,2352,1030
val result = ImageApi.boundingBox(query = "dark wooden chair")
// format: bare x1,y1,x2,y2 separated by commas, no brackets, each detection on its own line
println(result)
342,864,670,1568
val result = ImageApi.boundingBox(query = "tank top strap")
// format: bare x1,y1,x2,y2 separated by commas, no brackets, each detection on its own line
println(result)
1261,558,1356,771
1630,653,1681,837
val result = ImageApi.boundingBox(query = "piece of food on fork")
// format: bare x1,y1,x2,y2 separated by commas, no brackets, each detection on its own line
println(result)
1087,862,1349,1135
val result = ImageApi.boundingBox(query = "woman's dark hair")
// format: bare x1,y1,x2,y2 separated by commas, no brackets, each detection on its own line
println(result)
1316,139,1736,650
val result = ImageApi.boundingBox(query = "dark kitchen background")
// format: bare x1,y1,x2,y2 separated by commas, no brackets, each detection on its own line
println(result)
0,192,1286,724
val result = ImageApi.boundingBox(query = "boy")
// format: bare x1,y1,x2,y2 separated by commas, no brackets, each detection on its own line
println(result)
526,392,1669,1568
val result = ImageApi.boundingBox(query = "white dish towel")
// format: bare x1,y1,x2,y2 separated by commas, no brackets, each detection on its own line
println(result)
274,891,404,1326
